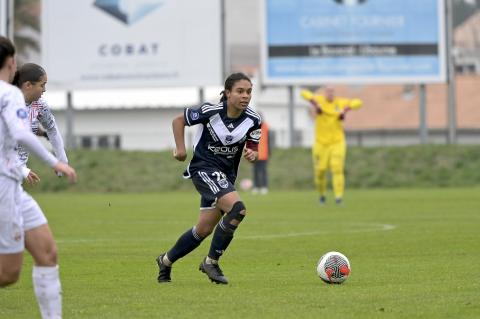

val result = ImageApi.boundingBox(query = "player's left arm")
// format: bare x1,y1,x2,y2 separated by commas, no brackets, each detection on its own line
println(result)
244,121,261,163
339,98,362,120
37,100,68,164
37,100,68,176
35,127,49,140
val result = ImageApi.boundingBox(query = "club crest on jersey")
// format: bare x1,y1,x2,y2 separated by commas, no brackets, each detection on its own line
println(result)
225,135,233,144
16,108,28,119
218,178,229,189
190,111,199,120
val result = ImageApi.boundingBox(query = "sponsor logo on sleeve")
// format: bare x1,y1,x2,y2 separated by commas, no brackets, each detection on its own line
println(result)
250,129,261,140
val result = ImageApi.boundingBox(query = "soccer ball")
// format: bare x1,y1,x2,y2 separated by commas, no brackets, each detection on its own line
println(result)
316,251,351,284
239,178,253,191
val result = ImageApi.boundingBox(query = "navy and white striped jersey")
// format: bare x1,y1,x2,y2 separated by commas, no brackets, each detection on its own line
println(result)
183,101,261,183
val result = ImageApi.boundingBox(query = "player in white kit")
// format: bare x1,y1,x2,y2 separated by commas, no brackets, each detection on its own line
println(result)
12,62,69,319
0,37,76,319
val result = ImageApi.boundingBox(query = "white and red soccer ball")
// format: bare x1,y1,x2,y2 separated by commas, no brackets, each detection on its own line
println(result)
316,251,351,284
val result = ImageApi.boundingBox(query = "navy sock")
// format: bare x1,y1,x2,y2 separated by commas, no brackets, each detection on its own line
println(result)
208,220,237,260
167,227,204,263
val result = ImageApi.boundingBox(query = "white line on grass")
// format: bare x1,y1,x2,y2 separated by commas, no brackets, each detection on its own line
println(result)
56,223,395,244
240,223,396,240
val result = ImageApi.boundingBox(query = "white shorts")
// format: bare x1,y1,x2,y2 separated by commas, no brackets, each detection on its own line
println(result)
0,176,47,254
20,189,47,232
0,176,24,254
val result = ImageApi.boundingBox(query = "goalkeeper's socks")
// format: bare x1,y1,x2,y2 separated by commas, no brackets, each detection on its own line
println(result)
319,196,326,205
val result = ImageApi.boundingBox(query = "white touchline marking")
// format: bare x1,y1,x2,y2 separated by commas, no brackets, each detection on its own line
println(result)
56,223,396,244
239,223,396,240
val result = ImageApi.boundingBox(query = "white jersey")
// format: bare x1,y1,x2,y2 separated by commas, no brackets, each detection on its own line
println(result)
0,80,57,181
17,97,68,167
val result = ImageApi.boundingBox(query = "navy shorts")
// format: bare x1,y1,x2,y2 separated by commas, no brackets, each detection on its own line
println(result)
191,168,236,209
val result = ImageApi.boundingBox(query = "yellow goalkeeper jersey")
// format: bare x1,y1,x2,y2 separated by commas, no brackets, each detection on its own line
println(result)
308,93,362,145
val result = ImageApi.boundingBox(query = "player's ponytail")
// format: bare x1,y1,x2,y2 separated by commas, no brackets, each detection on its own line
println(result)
219,90,226,102
12,70,20,86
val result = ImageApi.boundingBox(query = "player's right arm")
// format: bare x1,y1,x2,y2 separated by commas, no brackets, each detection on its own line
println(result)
3,88,77,183
175,103,219,161
300,89,323,117
172,114,187,161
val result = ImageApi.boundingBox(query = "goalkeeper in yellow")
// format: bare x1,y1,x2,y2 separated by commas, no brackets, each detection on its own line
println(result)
300,86,362,205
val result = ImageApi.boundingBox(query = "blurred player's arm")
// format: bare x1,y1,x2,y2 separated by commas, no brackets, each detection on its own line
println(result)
45,125,68,164
14,129,76,182
300,89,323,118
38,102,68,164
35,127,49,139
5,95,76,182
46,125,68,177
22,166,40,186
339,98,363,120
172,114,187,161
20,164,38,185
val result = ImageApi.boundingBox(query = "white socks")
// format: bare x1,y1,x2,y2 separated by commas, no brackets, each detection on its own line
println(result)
32,265,62,319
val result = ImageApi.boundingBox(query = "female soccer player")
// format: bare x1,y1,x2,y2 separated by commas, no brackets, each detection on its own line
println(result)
11,63,69,318
1,37,76,319
156,72,261,284
13,63,68,177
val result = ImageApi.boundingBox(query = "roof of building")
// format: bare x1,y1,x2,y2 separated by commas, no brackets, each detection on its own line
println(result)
334,75,480,130
455,10,480,50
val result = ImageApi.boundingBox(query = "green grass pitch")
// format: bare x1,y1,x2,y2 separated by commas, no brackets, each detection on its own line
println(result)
1,189,479,318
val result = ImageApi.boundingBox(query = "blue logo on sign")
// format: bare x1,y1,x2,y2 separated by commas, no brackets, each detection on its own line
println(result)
190,111,199,121
16,108,28,119
333,0,367,6
94,0,165,25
